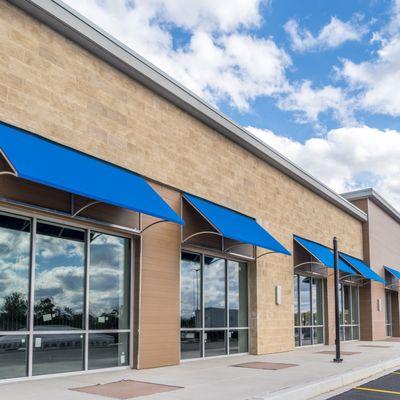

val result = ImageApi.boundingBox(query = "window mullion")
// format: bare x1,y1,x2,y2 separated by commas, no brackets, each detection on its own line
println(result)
27,217,37,377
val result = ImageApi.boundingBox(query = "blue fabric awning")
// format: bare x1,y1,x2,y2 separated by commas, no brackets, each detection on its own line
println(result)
183,193,290,255
385,266,400,280
293,235,355,274
340,253,386,284
0,122,183,224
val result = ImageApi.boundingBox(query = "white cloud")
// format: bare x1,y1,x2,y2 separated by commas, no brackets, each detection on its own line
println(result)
285,16,367,52
340,36,400,116
248,125,400,210
338,0,400,117
277,80,353,125
63,0,288,111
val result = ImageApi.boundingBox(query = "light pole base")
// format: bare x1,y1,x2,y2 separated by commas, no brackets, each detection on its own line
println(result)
333,358,343,363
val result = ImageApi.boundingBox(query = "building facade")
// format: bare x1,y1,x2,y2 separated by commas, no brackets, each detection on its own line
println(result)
0,0,395,383
343,189,400,341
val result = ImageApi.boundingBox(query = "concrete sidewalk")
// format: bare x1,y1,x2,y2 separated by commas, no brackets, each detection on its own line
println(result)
2,341,400,400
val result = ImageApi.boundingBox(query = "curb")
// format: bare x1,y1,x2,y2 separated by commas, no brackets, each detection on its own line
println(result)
248,357,400,400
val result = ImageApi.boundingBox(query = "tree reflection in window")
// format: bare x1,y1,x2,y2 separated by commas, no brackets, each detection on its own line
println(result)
89,232,130,330
34,222,85,330
0,214,30,331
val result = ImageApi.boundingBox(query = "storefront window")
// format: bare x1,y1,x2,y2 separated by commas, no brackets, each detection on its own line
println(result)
0,214,30,332
228,261,248,328
34,222,85,330
89,232,130,330
180,253,201,329
204,257,226,328
180,252,248,360
294,274,324,346
0,210,132,381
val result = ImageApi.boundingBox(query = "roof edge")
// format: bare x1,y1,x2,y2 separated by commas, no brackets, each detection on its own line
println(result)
8,0,367,222
343,188,400,224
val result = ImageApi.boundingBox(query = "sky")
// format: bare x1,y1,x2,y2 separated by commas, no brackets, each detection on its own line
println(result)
63,0,400,209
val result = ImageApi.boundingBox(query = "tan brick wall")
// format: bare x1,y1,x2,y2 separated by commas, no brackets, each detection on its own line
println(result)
0,1,364,359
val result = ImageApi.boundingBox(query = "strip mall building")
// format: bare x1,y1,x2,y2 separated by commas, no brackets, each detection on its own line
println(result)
0,0,400,382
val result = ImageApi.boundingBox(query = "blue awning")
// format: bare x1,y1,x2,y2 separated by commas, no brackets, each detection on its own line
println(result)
340,253,386,284
385,266,400,280
0,122,183,224
293,235,355,274
183,193,290,255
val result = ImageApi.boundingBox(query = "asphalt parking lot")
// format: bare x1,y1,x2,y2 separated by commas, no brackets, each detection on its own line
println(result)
329,370,400,399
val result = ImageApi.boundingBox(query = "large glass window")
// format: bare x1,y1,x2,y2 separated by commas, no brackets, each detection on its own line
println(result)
180,252,248,360
34,222,85,330
339,284,359,341
204,257,226,328
0,335,28,379
294,274,324,346
180,253,201,329
0,214,30,332
0,211,132,381
89,232,130,330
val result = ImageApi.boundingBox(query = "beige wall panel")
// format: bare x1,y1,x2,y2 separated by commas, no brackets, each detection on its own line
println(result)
0,1,363,360
367,200,400,339
139,184,181,368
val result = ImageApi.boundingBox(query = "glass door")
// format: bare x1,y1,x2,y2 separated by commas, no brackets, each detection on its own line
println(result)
294,274,324,346
339,284,360,340
386,291,393,337
180,252,249,359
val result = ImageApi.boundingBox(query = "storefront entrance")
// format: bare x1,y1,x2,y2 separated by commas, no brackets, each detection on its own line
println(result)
0,210,133,380
180,251,249,360
294,274,324,346
339,284,360,341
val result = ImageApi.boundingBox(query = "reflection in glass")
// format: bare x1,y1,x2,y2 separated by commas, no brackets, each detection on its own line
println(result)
294,276,299,326
204,331,226,357
33,334,84,375
88,332,129,369
313,327,323,344
180,253,201,328
352,326,359,340
0,214,30,331
0,335,28,379
351,286,359,324
343,285,351,325
180,331,201,359
301,328,312,345
386,291,392,336
339,284,344,325
300,276,311,326
295,328,300,347
34,222,85,330
344,326,351,341
89,233,130,330
204,257,226,328
228,262,248,328
312,278,323,325
229,330,248,354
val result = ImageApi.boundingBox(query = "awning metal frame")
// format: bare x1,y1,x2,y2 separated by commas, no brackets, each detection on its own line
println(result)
181,196,257,260
0,148,178,234
293,237,365,284
0,148,18,177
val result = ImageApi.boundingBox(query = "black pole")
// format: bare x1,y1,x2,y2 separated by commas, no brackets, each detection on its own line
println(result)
333,236,342,363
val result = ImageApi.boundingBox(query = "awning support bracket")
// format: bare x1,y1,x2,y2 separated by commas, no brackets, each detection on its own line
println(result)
0,148,18,177
71,195,101,217
182,231,222,243
141,219,168,233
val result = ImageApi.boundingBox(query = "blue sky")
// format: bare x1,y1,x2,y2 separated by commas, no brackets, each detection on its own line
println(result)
64,0,400,208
